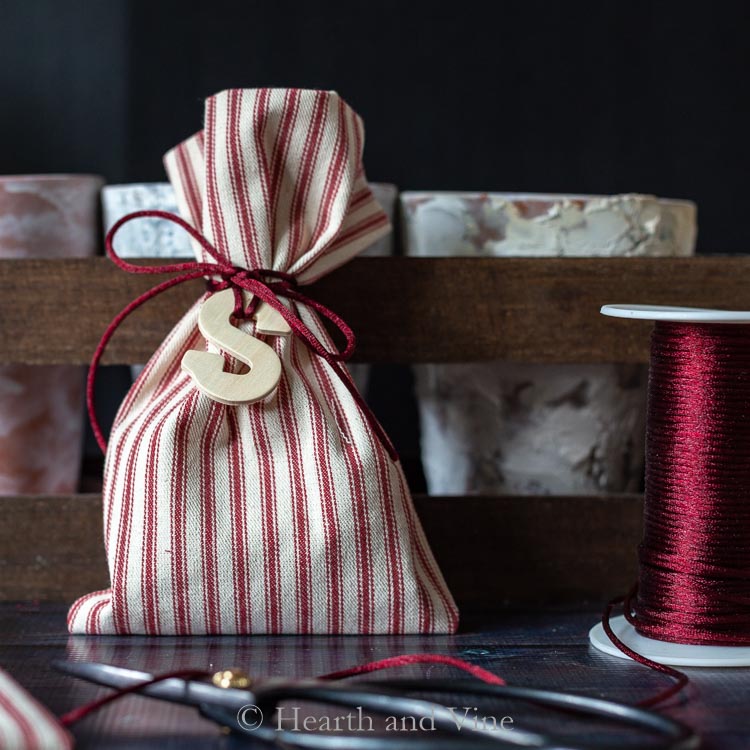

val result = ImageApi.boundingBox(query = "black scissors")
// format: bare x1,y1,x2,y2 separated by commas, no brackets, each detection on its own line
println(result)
53,661,699,749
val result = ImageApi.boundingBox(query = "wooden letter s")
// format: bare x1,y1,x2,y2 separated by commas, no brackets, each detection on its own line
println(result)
182,288,291,405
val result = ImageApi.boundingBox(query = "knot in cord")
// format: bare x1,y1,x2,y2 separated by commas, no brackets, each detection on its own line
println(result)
87,209,396,460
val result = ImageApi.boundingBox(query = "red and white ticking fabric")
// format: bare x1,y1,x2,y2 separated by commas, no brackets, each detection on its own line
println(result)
69,88,459,635
0,669,72,749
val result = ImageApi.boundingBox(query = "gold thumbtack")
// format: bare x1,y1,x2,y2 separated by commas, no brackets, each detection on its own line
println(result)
212,667,252,689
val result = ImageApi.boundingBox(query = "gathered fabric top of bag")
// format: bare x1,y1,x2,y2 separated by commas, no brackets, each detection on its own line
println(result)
166,88,390,281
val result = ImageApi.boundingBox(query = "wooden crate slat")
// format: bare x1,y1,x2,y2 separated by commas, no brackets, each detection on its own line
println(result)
0,493,642,607
0,256,746,364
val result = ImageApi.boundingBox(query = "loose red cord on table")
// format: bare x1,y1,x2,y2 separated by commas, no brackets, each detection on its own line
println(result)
319,653,504,684
60,654,504,727
602,594,689,708
87,209,397,460
604,321,750,706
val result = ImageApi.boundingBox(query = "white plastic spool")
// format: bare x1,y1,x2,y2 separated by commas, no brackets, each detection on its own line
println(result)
588,303,750,667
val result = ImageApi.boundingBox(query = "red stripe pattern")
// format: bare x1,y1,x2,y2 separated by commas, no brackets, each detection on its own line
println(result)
68,88,458,634
0,669,73,749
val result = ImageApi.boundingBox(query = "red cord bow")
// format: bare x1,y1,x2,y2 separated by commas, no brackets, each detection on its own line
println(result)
87,209,397,460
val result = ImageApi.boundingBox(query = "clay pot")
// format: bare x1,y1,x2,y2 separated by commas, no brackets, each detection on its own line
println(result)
401,192,697,495
0,175,103,494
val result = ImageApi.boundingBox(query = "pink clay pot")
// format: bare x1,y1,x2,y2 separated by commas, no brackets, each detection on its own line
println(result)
0,175,103,494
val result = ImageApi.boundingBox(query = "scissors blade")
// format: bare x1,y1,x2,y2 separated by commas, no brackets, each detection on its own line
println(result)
52,661,255,711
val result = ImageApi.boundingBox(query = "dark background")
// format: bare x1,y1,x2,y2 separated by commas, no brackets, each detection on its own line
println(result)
1,0,748,252
1,0,748,480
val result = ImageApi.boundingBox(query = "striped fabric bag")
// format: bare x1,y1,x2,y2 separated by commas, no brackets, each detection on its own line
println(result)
68,88,458,634
0,669,72,749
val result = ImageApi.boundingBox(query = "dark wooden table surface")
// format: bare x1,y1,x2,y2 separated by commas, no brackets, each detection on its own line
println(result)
1,603,748,749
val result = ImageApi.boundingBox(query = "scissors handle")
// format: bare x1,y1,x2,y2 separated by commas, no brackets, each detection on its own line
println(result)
52,661,698,750
201,702,509,749
253,682,515,744
215,679,698,750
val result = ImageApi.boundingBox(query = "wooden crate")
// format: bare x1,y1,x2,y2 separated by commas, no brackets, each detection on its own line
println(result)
1,255,744,608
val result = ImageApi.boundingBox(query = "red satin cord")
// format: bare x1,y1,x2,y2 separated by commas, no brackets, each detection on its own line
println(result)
320,653,505,685
60,654,504,727
87,210,397,460
605,321,750,704
634,322,750,645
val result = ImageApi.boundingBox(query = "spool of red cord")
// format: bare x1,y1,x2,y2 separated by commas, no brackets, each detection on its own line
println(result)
590,304,750,670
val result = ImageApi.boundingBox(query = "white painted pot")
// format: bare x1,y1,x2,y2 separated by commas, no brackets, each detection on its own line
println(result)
102,182,193,258
401,192,697,495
